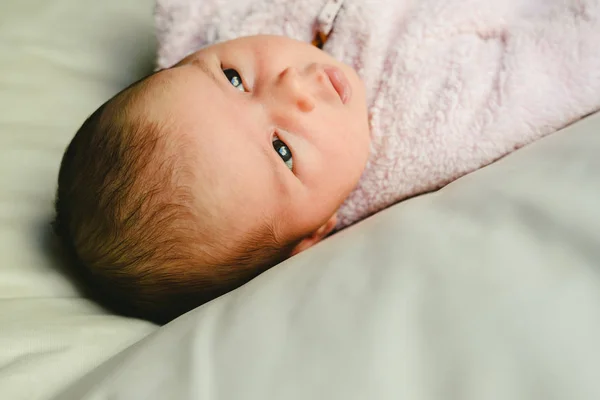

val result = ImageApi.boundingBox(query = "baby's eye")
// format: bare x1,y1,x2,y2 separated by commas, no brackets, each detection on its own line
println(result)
222,68,246,92
272,137,293,171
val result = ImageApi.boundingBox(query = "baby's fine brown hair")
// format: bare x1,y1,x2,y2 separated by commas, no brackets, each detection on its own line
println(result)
53,81,296,324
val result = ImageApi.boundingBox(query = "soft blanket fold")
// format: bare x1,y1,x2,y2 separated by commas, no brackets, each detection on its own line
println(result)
155,0,600,229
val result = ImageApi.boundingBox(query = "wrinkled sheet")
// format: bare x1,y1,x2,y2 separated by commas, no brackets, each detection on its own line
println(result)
0,1,157,399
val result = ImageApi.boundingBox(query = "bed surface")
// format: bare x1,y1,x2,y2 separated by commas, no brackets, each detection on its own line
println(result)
0,1,157,398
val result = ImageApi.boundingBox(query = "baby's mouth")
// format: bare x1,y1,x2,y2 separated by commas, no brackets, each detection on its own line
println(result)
324,66,352,104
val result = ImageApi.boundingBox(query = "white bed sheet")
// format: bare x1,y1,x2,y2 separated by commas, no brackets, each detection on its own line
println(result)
0,1,157,399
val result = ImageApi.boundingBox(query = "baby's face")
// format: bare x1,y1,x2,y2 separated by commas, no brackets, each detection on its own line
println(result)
138,35,371,246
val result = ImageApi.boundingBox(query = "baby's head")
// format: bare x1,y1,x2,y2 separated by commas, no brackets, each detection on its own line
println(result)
54,35,371,323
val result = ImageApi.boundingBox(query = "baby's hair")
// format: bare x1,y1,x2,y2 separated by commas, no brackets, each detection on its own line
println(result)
53,80,296,324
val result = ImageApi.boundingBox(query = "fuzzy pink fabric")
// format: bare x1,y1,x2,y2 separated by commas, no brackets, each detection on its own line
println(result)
155,0,600,230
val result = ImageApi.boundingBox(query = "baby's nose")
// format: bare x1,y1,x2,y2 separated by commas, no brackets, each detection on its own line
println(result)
275,67,315,112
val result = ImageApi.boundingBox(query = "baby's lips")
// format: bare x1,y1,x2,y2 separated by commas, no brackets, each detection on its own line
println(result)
324,66,352,104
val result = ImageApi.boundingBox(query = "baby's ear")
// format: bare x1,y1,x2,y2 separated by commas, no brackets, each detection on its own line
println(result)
291,214,338,256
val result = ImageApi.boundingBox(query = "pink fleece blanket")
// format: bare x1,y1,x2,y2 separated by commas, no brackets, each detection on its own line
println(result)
155,0,600,229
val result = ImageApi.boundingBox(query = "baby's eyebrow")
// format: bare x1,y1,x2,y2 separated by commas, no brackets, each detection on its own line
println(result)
189,59,220,86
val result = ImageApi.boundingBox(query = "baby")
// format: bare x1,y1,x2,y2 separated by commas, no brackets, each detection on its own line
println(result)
54,0,600,324
54,35,371,323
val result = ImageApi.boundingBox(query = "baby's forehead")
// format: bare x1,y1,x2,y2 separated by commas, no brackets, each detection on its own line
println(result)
107,73,187,140
112,67,288,222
